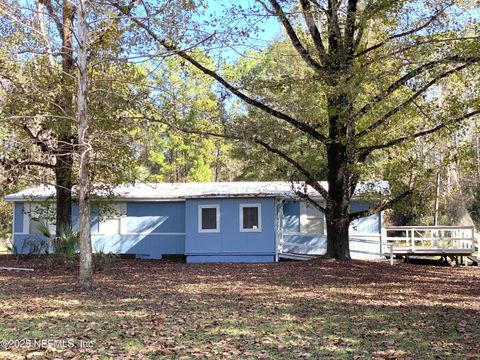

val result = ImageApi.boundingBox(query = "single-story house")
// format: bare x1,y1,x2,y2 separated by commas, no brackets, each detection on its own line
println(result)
4,182,386,262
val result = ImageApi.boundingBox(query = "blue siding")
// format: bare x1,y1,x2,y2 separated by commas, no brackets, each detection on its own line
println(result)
350,202,381,234
283,201,300,232
185,198,276,262
282,234,327,255
282,200,381,235
14,203,24,233
91,234,184,259
280,200,382,259
127,202,184,233
12,201,186,258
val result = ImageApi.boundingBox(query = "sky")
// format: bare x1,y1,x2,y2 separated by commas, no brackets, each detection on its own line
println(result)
198,0,283,61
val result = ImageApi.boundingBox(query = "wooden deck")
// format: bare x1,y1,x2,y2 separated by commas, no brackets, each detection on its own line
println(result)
383,226,478,266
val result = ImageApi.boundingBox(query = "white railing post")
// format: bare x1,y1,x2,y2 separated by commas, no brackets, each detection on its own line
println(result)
390,243,394,266
477,230,479,268
411,228,415,252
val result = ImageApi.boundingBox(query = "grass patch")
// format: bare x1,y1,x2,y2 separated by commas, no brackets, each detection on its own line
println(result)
0,258,478,359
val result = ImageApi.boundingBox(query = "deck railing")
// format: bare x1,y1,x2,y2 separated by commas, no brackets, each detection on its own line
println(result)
383,226,477,265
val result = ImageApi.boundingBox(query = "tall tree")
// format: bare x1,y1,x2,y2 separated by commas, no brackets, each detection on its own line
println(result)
76,0,92,288
116,0,480,259
137,57,240,183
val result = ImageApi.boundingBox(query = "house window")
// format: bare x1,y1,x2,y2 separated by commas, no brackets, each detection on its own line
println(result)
27,204,56,236
198,205,220,233
300,202,325,235
240,204,262,232
99,203,126,235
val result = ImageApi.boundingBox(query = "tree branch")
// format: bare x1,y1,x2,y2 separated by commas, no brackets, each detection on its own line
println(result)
112,2,328,143
135,115,331,201
39,0,64,37
356,60,479,138
359,110,480,154
349,189,413,221
355,7,446,58
344,0,358,59
267,0,323,73
295,190,326,213
299,0,327,65
21,124,58,155
16,160,56,169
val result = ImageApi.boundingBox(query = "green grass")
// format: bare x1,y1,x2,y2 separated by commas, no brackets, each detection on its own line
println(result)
0,258,479,359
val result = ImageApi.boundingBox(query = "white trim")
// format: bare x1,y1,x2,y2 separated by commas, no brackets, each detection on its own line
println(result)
239,203,262,232
22,203,30,234
283,231,381,238
11,203,15,242
198,204,220,233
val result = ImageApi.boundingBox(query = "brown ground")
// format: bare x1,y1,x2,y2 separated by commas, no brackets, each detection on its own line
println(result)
0,257,479,359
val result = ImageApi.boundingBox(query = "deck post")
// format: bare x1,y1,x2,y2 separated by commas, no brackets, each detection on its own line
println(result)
389,243,394,266
411,228,415,252
477,231,479,268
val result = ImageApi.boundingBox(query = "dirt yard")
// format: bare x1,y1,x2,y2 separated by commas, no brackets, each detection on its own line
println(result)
0,258,479,359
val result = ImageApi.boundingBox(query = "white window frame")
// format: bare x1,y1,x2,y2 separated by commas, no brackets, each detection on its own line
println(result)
98,202,127,235
198,204,220,233
240,204,262,233
300,200,326,235
26,203,56,236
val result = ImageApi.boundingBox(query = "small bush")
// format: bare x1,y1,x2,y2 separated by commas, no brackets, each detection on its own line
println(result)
51,226,79,263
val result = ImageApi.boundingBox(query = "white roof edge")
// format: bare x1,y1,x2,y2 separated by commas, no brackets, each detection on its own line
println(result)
3,181,389,202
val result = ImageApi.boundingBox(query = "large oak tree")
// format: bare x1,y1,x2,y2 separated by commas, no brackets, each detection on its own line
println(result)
116,0,480,259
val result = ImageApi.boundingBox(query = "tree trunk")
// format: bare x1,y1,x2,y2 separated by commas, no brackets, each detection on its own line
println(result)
55,149,73,235
325,145,351,260
325,90,353,260
54,0,76,236
77,0,92,289
326,212,351,260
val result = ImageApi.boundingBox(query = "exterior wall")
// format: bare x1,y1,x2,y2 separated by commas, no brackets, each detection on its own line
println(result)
12,201,185,259
185,198,276,263
281,200,382,259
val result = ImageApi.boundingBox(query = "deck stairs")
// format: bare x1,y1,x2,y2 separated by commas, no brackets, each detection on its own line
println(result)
278,252,315,261
467,256,478,265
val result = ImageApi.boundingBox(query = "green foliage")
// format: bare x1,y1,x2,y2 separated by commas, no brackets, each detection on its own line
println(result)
0,199,12,241
138,57,241,182
52,226,80,264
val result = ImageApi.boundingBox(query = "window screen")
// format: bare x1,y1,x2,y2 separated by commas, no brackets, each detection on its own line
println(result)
302,203,325,234
28,204,55,236
241,206,260,231
201,207,217,230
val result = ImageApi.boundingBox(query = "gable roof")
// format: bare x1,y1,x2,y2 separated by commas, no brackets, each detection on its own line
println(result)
3,181,389,202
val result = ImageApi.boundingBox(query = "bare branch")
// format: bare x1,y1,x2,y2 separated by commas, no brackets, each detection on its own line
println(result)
353,56,480,137
349,189,413,221
355,7,446,58
133,115,331,201
356,60,479,138
299,0,327,65
359,110,480,154
267,0,324,73
112,2,328,143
